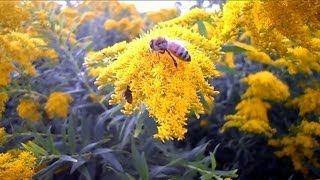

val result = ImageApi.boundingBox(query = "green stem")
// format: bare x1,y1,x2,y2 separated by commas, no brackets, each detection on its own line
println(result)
8,89,47,99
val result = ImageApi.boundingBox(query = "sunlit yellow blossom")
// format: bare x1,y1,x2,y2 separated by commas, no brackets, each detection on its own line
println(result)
0,61,14,87
92,25,219,141
220,1,320,75
0,32,58,76
45,92,73,119
85,41,128,77
16,99,41,122
223,98,275,137
291,88,320,116
0,2,30,33
0,92,8,117
0,150,36,179
104,18,143,38
299,120,320,136
0,127,6,146
276,47,320,75
242,71,290,101
35,10,49,27
269,120,320,174
146,8,178,24
160,8,214,28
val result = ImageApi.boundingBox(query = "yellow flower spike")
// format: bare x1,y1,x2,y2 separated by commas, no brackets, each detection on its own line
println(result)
146,8,178,24
0,127,6,146
242,71,290,101
0,32,58,77
269,120,320,174
0,61,14,87
45,92,73,119
0,2,30,32
0,150,36,179
291,88,320,116
0,92,9,117
90,25,219,141
16,99,41,122
223,98,275,137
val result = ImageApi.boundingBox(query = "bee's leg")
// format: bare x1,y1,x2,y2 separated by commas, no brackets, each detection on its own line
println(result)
166,50,177,68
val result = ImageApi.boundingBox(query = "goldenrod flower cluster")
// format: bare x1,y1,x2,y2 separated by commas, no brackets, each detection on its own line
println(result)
0,150,36,180
223,71,289,137
45,92,73,119
0,92,9,118
0,2,30,33
0,2,58,120
269,120,320,173
104,18,144,38
0,127,7,146
146,8,179,24
241,71,290,101
292,88,320,116
85,41,128,77
16,99,41,122
87,24,219,141
219,1,320,75
0,32,58,78
103,1,144,38
223,98,275,137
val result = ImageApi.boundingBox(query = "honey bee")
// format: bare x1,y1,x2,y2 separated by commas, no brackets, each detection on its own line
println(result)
150,37,191,67
124,86,132,104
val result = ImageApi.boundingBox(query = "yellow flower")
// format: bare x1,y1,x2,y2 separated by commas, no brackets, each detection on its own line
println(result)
0,2,30,32
91,25,219,141
45,92,73,119
299,120,320,136
223,98,275,137
269,120,320,174
0,150,37,180
146,8,178,24
291,88,320,116
104,19,118,31
0,92,8,117
0,127,6,146
0,61,13,87
16,99,41,122
0,32,58,77
242,71,290,101
85,41,128,77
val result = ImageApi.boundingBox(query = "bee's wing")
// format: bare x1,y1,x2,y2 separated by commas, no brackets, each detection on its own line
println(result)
170,39,187,47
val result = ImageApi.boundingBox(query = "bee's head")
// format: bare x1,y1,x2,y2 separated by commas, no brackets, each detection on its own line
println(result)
150,37,167,50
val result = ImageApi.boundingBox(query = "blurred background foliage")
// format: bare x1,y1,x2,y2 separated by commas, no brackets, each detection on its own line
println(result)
0,0,319,179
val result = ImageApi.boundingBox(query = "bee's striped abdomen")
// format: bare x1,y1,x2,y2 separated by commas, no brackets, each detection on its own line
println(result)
167,42,191,62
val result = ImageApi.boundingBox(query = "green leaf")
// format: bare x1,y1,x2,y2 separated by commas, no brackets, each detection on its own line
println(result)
47,127,60,155
67,118,77,154
197,20,208,38
211,144,220,171
210,152,217,171
221,44,248,53
22,141,48,158
131,137,149,180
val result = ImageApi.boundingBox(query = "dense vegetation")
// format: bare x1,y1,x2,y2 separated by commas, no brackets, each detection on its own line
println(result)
0,1,319,179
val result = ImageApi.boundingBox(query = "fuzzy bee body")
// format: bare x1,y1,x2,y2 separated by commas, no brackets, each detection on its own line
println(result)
150,37,191,67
